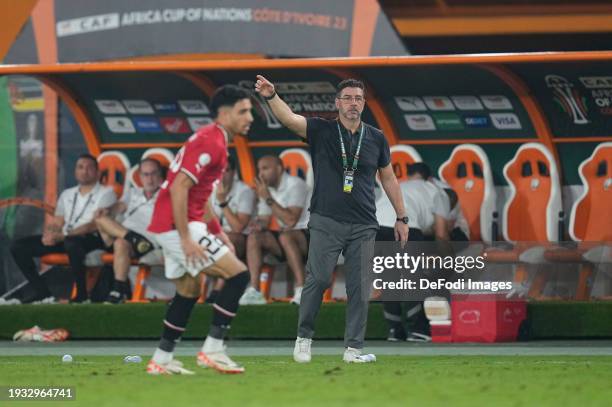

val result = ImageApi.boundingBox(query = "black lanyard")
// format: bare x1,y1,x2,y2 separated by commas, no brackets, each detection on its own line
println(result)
67,190,94,230
337,121,365,171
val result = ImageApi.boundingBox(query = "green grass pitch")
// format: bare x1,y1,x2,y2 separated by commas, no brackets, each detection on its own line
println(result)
1,355,611,406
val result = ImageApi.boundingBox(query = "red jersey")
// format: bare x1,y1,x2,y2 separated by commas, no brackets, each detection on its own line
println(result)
148,123,228,233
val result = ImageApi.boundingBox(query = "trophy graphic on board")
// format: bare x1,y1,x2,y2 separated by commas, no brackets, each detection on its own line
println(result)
545,74,589,125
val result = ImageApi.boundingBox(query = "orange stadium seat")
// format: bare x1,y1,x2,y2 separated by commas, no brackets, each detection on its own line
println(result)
279,148,314,188
544,142,612,299
390,145,422,181
486,143,562,298
439,144,496,243
502,143,562,244
569,142,612,242
128,148,175,189
97,150,131,199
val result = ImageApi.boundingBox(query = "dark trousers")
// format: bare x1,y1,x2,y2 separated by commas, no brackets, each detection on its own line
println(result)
10,233,105,300
298,213,378,349
377,226,431,335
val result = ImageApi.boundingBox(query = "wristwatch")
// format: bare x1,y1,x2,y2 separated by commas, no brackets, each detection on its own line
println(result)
219,201,229,208
396,216,409,224
266,197,275,206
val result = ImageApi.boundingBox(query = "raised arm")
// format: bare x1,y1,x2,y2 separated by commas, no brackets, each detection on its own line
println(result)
255,75,307,139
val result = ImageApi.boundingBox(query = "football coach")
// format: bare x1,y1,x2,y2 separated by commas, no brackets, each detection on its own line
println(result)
255,75,408,364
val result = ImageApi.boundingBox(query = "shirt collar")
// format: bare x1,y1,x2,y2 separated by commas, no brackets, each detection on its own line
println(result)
337,118,363,136
78,182,100,197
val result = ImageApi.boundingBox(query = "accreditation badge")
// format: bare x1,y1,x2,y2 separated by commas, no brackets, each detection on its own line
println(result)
343,170,354,193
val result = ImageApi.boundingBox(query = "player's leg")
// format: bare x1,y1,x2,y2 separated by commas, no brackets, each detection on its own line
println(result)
206,232,245,303
105,237,133,304
243,230,282,304
278,230,308,304
147,254,199,375
197,251,249,373
147,226,204,375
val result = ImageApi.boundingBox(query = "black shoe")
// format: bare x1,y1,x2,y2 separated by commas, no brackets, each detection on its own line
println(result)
387,327,407,342
105,290,127,304
406,332,431,342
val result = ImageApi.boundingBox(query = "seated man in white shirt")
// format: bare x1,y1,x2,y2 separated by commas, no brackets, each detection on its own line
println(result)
208,156,256,303
382,162,450,342
429,178,470,242
94,158,163,303
10,154,117,303
242,155,310,305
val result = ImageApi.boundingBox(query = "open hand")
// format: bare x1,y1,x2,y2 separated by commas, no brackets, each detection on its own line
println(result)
181,237,208,269
255,75,275,99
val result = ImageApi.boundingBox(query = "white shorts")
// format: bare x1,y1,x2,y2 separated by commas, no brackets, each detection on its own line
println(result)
150,221,230,280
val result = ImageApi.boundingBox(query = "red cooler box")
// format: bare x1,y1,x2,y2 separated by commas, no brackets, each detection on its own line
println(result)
451,293,526,342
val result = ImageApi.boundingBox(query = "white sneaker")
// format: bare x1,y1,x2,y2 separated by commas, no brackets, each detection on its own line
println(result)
32,296,57,305
197,347,245,374
239,287,267,305
293,337,312,363
146,359,195,375
343,347,376,363
0,298,21,306
290,286,303,305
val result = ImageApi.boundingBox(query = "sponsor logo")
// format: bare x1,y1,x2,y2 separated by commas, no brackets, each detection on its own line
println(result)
154,103,178,112
480,95,513,110
196,153,211,173
546,75,589,124
105,117,135,133
451,95,483,110
56,13,120,37
160,117,190,134
424,96,455,111
178,100,210,114
490,113,522,130
579,76,612,89
579,77,612,116
95,100,125,114
188,117,213,132
432,113,464,130
464,115,490,128
123,100,154,114
274,82,336,94
133,117,162,133
395,96,426,112
404,114,436,131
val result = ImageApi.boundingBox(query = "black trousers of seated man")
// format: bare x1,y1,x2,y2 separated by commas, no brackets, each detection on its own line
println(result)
376,226,430,337
10,233,106,302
